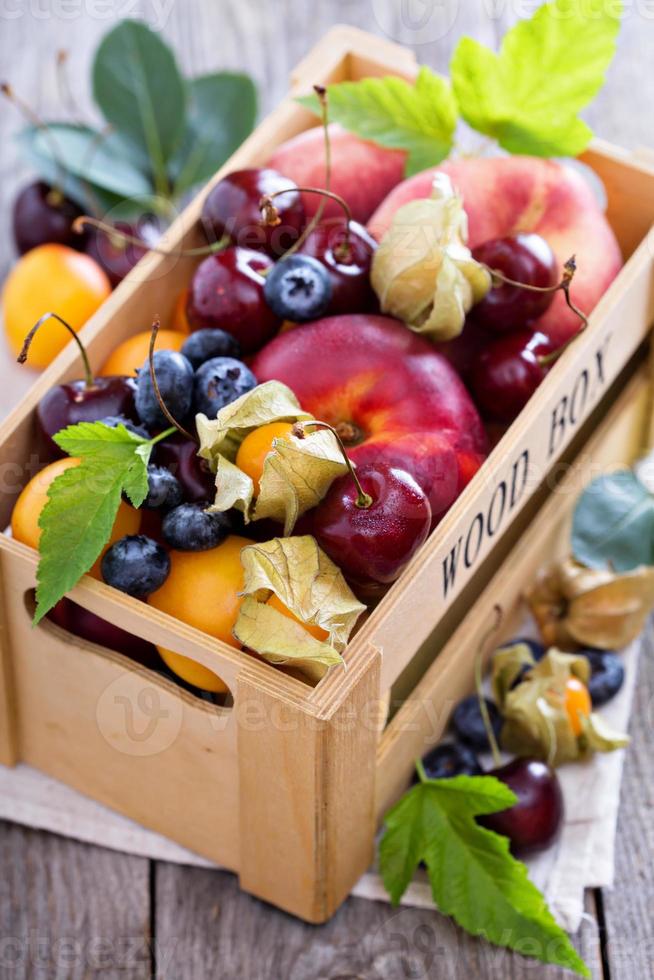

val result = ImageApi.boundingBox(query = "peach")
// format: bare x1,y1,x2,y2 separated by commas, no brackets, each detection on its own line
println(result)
368,156,623,347
268,123,406,224
251,314,487,525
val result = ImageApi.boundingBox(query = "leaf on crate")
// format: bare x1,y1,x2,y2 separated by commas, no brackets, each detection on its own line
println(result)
450,0,623,157
170,73,258,195
371,173,490,341
92,20,187,195
379,772,590,977
34,422,155,624
499,648,629,766
234,536,366,673
571,469,654,572
197,380,312,464
527,558,654,650
297,66,457,176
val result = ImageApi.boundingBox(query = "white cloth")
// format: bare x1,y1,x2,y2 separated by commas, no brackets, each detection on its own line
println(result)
0,624,642,933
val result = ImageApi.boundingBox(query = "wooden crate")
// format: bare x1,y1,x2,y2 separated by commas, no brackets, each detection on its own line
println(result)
0,27,653,922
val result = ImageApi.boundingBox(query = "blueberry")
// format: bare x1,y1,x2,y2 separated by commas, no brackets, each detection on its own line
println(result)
181,328,241,369
101,415,150,439
578,649,625,706
193,357,257,418
135,350,194,429
263,255,332,322
451,695,503,752
101,535,170,597
162,502,232,551
421,742,483,780
143,465,184,511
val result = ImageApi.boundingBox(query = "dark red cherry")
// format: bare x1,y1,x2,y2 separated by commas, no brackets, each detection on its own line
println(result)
201,168,305,258
84,218,158,287
47,597,160,667
436,318,491,381
311,464,431,587
471,233,558,333
186,245,281,354
298,217,377,314
480,758,564,856
37,376,138,458
13,181,85,255
469,330,554,424
153,434,216,503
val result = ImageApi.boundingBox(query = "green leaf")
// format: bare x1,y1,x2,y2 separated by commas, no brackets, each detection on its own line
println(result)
451,0,622,156
571,470,654,572
92,20,187,196
34,422,156,623
380,774,589,977
297,66,457,176
16,124,153,204
170,73,257,195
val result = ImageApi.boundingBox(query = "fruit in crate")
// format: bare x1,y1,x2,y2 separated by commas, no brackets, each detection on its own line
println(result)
251,314,487,524
100,329,189,376
469,330,555,424
47,597,159,666
369,156,622,347
3,245,111,368
84,218,154,287
268,123,406,224
201,168,305,256
11,457,140,576
186,245,281,354
298,217,378,315
148,535,250,693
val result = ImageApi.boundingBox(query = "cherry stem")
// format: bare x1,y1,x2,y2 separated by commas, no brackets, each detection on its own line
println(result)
260,185,353,259
292,420,373,508
484,255,589,367
18,312,93,388
473,603,503,768
73,216,229,258
148,318,197,444
1,82,67,200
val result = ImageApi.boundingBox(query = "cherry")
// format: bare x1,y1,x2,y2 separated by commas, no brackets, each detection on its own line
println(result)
13,181,85,255
480,758,564,856
47,597,160,667
469,330,554,424
471,233,558,333
84,218,157,287
201,168,305,257
153,434,216,503
186,246,281,355
298,217,377,314
307,423,432,586
19,313,139,457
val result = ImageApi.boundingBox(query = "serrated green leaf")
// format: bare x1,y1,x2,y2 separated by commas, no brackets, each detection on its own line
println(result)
380,774,589,977
571,470,654,571
92,20,187,196
170,73,257,196
451,0,622,157
298,66,457,176
34,422,158,623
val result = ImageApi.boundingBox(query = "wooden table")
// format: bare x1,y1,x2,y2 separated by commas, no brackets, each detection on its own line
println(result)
1,3,653,977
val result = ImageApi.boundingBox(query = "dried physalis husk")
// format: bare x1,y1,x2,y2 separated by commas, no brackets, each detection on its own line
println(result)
526,557,654,649
233,536,366,682
497,648,629,766
196,380,348,535
370,173,491,341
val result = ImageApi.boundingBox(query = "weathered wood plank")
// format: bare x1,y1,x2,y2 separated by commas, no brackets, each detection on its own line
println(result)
0,821,151,980
599,628,654,980
154,863,601,979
